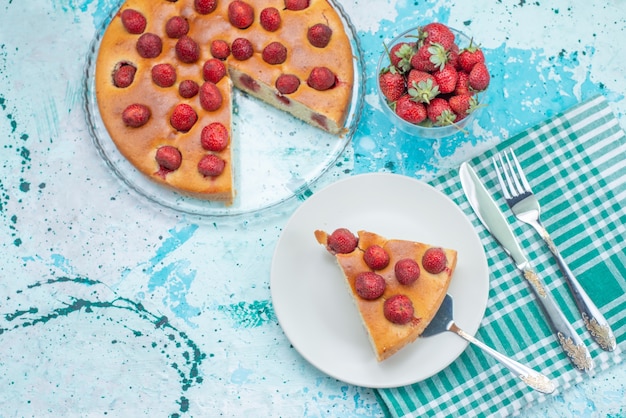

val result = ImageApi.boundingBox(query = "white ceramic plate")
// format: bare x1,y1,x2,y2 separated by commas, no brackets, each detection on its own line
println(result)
270,173,490,388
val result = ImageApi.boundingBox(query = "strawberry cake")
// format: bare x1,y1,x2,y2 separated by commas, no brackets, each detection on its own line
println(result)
94,0,355,204
315,228,457,361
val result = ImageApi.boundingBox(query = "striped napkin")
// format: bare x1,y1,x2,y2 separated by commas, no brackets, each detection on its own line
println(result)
376,95,626,417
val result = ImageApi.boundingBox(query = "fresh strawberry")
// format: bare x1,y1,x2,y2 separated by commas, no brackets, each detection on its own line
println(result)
468,62,490,91
327,228,358,254
202,58,226,83
165,16,189,38
151,63,177,88
432,63,458,94
170,103,197,132
122,104,150,128
355,272,386,300
201,122,230,151
231,37,253,60
407,70,439,104
364,245,390,270
178,80,199,98
284,0,309,11
308,23,332,48
198,154,226,177
113,63,136,88
447,43,460,69
260,7,281,32
155,146,182,171
388,42,414,73
419,22,455,50
262,41,287,65
136,33,162,58
384,294,414,325
426,97,456,126
422,247,447,274
210,40,230,60
454,71,472,96
199,82,223,111
120,9,146,34
275,74,301,94
458,39,485,72
449,94,481,120
175,35,200,63
379,67,405,103
395,94,427,124
410,42,448,72
394,259,420,285
307,67,336,91
228,1,254,29
194,0,217,14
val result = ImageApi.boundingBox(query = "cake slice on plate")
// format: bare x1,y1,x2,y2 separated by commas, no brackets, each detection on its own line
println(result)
315,228,457,361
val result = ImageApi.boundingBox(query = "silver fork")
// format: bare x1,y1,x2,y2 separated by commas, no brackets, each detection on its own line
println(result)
493,148,616,352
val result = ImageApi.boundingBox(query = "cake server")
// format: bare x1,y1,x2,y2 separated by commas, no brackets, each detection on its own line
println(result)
423,294,556,394
459,161,593,372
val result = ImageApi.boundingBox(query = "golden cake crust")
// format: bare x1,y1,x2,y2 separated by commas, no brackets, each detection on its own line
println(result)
315,229,457,361
94,0,354,203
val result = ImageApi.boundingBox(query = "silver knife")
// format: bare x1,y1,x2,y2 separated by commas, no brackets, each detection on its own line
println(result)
459,161,593,372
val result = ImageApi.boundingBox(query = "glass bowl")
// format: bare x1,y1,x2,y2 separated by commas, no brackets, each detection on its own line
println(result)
376,25,486,139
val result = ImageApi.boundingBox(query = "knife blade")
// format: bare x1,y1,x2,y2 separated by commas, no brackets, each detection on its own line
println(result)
459,161,593,372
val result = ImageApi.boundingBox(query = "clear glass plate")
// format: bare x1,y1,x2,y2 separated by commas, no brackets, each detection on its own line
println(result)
82,0,365,217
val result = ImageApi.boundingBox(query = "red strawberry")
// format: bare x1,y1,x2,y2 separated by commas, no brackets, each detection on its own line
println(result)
411,42,449,72
175,35,200,63
458,40,485,72
194,0,217,14
363,245,390,270
407,70,439,104
275,74,301,94
178,80,199,98
284,0,309,11
210,40,230,60
170,103,197,132
165,16,189,38
231,37,253,60
469,62,490,91
388,42,414,73
449,94,479,120
122,104,150,127
395,94,427,124
203,58,226,83
394,259,420,285
151,63,177,88
419,22,455,50
155,146,182,171
228,1,254,29
113,63,136,88
447,43,460,69
201,122,229,151
307,67,336,91
432,64,458,94
308,23,332,48
199,82,223,111
422,247,448,274
454,71,472,96
120,9,146,34
379,67,405,103
136,33,162,58
198,154,226,177
260,7,281,32
262,41,287,65
384,294,414,325
327,228,358,254
426,97,456,126
355,272,386,300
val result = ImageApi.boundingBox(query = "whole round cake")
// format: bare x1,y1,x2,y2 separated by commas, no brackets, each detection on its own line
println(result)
95,0,355,204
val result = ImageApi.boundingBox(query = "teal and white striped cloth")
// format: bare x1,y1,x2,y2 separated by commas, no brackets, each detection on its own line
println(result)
377,95,626,417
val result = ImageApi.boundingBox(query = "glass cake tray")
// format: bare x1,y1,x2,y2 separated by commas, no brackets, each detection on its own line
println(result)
83,0,365,217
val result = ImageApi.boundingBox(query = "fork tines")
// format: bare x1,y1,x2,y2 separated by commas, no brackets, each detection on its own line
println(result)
492,149,533,204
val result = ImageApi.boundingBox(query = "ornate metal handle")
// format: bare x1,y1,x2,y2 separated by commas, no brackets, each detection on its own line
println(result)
521,265,594,372
534,221,616,351
450,323,556,394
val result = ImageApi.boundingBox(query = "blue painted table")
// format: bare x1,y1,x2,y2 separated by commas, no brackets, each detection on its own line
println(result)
1,0,624,416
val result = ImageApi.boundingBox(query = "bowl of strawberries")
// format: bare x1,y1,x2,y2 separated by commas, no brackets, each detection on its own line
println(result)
377,22,490,139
